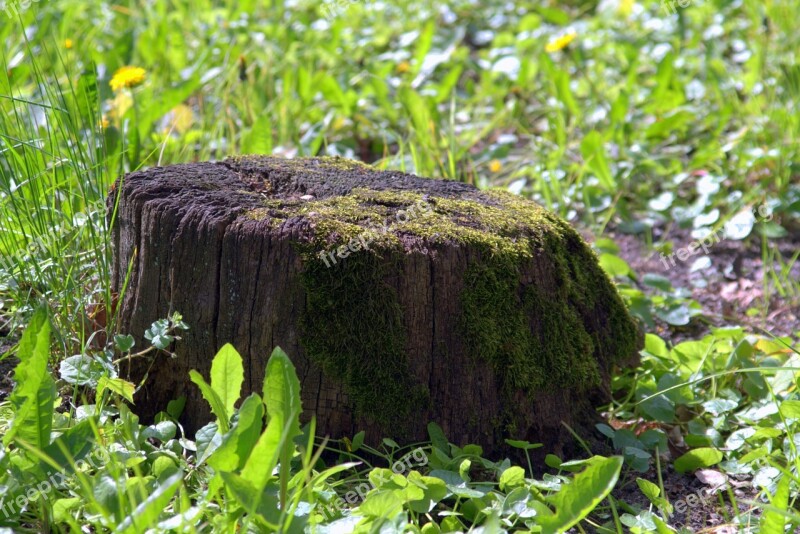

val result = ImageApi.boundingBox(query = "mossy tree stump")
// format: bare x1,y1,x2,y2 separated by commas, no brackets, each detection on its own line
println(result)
109,156,641,454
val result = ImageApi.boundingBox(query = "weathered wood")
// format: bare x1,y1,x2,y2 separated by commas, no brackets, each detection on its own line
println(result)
109,156,641,454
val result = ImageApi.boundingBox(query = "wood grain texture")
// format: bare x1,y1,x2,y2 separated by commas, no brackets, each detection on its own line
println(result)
108,156,641,455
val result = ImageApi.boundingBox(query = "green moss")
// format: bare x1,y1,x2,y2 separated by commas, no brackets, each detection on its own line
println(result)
459,225,639,434
246,187,567,257
231,154,372,173
245,159,639,432
299,246,428,429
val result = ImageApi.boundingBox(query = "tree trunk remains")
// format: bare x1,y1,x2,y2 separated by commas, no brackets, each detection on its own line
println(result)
109,156,641,455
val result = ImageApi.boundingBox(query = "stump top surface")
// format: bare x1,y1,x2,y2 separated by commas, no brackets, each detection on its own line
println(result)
119,155,571,258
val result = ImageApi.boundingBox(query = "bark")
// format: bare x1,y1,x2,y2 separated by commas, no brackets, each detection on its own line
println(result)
109,156,641,455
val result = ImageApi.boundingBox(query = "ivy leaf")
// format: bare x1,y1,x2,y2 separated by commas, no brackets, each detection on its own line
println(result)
674,448,723,473
538,456,623,534
499,466,526,491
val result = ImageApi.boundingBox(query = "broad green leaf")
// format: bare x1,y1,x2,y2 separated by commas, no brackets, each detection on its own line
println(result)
760,473,790,533
52,498,82,524
399,86,434,148
407,472,448,513
220,471,260,514
196,422,221,464
552,65,578,118
242,115,273,155
114,334,135,352
674,448,723,473
208,394,264,472
459,459,471,482
535,5,570,24
434,65,463,103
115,471,183,534
539,456,623,534
40,419,96,470
241,415,287,490
5,307,55,449
317,74,352,115
645,109,693,139
244,347,302,502
499,466,526,491
167,397,186,419
778,400,800,419
581,131,615,190
189,370,230,433
656,304,691,326
351,430,365,452
412,21,436,76
262,348,302,501
427,422,449,454
97,377,136,404
723,209,756,240
142,421,177,441
60,354,107,387
642,273,673,291
636,478,660,503
210,343,244,420
358,490,405,519
598,253,631,278
262,347,302,435
652,515,678,533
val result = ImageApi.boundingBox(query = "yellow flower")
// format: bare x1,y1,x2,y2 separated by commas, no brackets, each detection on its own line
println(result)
165,104,194,134
109,92,133,120
396,61,411,74
99,116,110,130
489,159,503,173
618,0,635,16
545,32,577,54
110,66,146,92
65,39,73,49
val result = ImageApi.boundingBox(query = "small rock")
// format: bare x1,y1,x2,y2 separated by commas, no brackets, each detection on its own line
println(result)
696,469,727,491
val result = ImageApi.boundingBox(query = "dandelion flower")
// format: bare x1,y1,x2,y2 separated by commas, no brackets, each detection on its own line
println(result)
618,0,635,16
489,159,503,173
545,32,577,54
110,92,134,120
164,104,194,135
99,116,110,130
110,66,146,92
396,61,411,74
65,39,73,49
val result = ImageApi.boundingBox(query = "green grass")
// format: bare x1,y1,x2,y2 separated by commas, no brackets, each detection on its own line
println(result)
1,0,799,531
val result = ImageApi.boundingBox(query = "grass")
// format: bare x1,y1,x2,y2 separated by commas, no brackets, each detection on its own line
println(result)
0,0,799,531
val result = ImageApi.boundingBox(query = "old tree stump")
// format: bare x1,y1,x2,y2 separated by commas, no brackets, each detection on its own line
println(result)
110,156,641,453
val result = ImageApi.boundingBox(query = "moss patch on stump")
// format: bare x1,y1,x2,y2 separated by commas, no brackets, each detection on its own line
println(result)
225,155,639,431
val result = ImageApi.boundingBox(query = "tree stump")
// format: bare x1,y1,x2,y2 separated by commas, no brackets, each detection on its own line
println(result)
109,156,641,454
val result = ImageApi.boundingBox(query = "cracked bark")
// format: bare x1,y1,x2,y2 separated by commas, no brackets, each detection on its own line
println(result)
108,156,641,455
